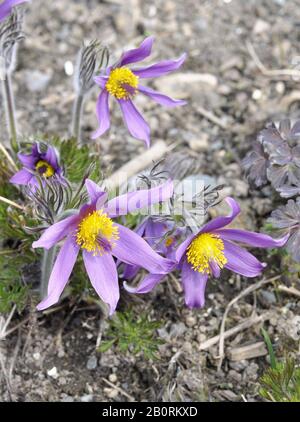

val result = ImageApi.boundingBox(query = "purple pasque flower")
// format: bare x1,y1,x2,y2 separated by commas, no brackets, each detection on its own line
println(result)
125,197,288,308
92,36,187,147
10,142,64,187
0,0,28,21
32,179,175,315
122,217,181,280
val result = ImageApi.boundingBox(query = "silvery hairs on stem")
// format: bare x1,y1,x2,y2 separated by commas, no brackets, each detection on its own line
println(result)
72,40,109,142
23,162,100,229
74,40,109,95
0,9,25,74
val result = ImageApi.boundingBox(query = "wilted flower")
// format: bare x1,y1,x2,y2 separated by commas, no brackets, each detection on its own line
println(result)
0,0,28,22
32,179,175,314
92,36,186,146
125,197,288,308
268,198,300,262
10,142,64,187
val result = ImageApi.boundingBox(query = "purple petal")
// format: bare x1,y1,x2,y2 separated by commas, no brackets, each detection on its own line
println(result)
223,240,266,277
175,234,196,263
83,250,119,316
138,85,187,107
44,145,59,170
37,236,79,311
132,54,186,78
94,75,108,88
119,36,154,67
181,260,208,308
32,214,79,250
92,89,110,139
124,273,165,294
0,0,29,21
17,152,36,168
105,179,173,217
118,99,150,147
112,224,175,274
85,179,107,206
215,229,289,248
200,197,241,233
9,168,33,185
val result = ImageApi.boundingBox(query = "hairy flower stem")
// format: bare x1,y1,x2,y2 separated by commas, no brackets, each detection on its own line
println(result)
40,246,57,300
2,72,18,153
71,93,84,145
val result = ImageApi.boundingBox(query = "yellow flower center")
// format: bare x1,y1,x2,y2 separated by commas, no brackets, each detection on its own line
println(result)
165,237,174,247
106,67,139,100
76,210,119,255
35,160,55,178
186,233,227,274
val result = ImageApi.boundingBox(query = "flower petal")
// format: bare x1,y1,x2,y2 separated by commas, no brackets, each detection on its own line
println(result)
138,85,187,107
124,273,165,294
32,215,79,250
85,179,107,206
9,168,33,185
0,0,29,21
118,99,150,147
17,152,36,168
44,145,59,170
215,229,289,248
119,36,154,66
132,54,186,78
94,75,108,88
105,179,173,217
200,197,241,233
37,236,79,311
92,89,110,139
223,240,266,277
83,250,119,315
175,234,195,263
112,224,175,274
181,260,208,308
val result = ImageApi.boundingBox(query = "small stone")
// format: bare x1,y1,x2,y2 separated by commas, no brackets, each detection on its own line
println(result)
104,387,119,399
232,180,249,198
81,394,94,402
47,367,59,379
188,134,209,152
33,352,41,361
86,355,97,370
259,290,277,306
252,89,262,101
185,315,197,327
253,19,271,35
108,373,118,383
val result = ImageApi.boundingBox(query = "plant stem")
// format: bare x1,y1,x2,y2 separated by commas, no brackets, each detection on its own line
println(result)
71,92,84,145
40,247,57,300
2,72,18,153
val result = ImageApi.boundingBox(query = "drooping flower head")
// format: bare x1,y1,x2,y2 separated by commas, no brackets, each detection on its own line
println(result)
32,179,175,315
0,0,28,22
125,197,288,308
93,36,187,147
10,142,64,187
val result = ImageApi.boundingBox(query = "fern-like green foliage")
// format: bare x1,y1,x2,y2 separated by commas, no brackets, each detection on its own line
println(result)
259,328,300,402
259,358,300,402
0,253,32,313
98,310,164,360
54,137,101,183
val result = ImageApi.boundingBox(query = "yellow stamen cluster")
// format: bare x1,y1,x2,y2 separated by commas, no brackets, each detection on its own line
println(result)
106,67,139,100
35,160,55,178
76,210,119,255
165,237,174,247
186,233,227,274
